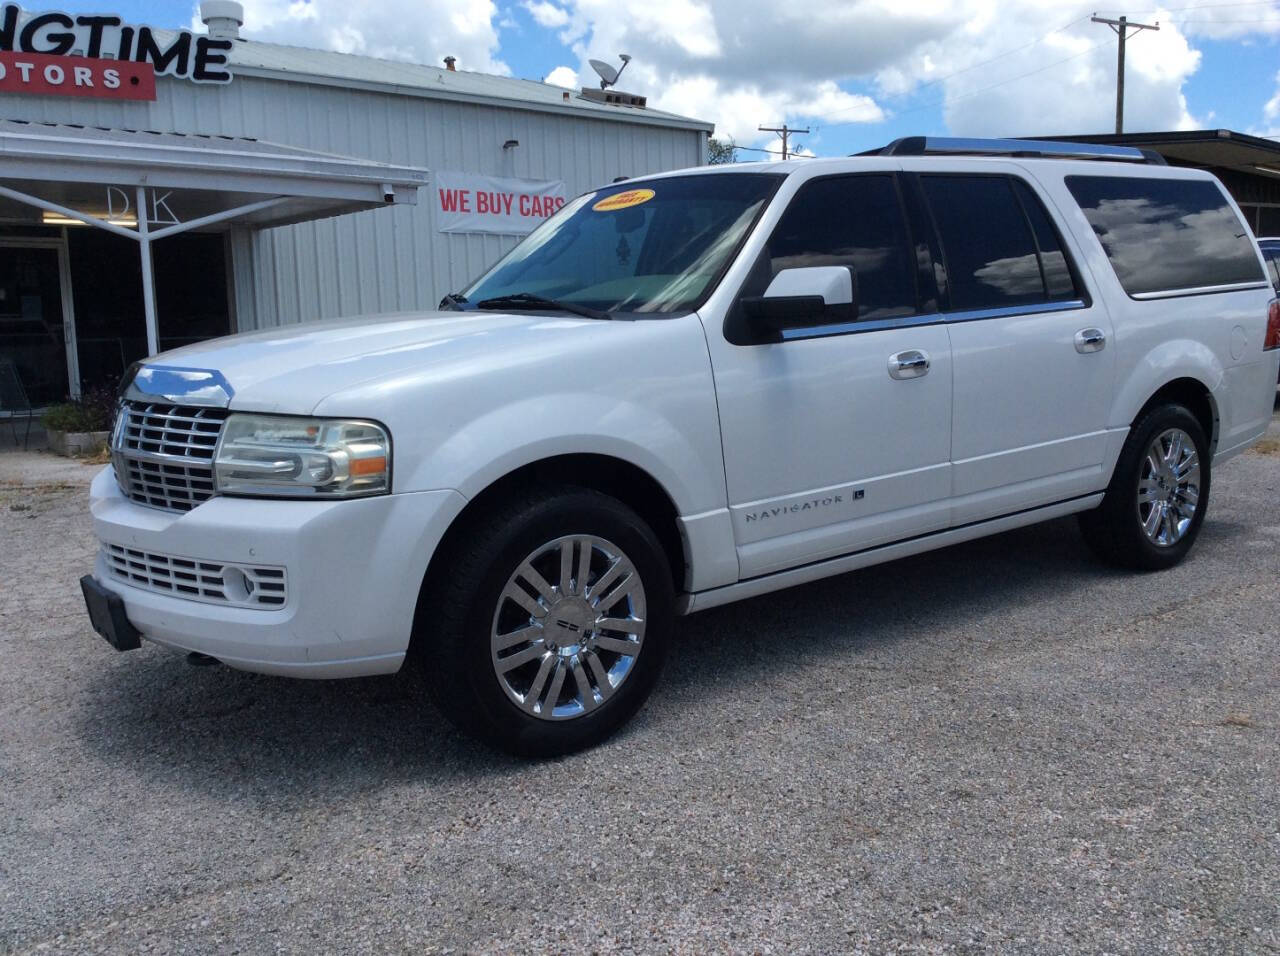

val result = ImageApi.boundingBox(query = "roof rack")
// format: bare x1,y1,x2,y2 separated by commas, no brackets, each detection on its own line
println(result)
859,136,1166,165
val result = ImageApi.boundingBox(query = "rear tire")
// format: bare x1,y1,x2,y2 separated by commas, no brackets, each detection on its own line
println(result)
415,485,673,758
1078,402,1210,571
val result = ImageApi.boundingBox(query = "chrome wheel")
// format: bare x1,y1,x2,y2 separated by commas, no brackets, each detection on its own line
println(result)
490,534,646,721
1137,427,1201,547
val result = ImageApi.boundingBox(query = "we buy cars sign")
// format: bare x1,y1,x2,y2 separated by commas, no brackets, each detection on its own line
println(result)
0,49,155,99
435,172,567,236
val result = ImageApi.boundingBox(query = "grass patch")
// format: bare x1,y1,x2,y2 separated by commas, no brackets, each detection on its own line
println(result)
1250,438,1280,456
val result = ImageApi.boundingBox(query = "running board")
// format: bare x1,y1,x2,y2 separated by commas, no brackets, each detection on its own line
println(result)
677,493,1103,614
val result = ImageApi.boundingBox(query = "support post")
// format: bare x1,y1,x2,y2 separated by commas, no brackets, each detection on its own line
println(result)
136,185,159,357
759,123,810,161
1092,14,1159,135
1115,16,1126,134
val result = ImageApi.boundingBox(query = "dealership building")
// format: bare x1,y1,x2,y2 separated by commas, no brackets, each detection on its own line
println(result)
0,2,712,405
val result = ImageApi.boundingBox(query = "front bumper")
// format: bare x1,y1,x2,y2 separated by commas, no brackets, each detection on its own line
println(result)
88,467,467,678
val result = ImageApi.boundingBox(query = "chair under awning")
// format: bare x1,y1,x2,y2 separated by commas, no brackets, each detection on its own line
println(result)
0,119,428,357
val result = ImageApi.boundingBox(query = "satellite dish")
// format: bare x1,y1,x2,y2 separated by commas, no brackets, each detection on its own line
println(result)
589,54,633,90
589,59,618,88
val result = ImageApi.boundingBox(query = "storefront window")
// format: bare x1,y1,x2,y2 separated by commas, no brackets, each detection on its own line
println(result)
68,231,231,391
0,244,68,407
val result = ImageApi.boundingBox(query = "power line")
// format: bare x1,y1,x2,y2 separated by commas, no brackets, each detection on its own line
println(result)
719,142,816,159
816,38,1111,131
1109,0,1277,12
817,11,1095,124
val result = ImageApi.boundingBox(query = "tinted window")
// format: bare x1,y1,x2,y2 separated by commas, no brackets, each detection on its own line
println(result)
767,175,917,321
463,173,780,314
1012,179,1079,300
1260,242,1280,291
923,175,1051,311
1065,175,1264,295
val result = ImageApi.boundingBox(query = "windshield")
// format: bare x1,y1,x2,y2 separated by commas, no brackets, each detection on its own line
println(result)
460,173,782,315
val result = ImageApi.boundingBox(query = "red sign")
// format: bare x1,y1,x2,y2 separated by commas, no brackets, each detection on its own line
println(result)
0,50,155,100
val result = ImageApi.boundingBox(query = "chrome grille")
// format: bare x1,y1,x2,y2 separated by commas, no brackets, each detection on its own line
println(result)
103,544,287,609
113,401,229,512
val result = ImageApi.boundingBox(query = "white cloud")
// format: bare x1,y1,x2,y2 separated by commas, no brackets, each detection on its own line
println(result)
539,0,941,145
212,0,1280,153
1266,72,1280,122
544,64,580,88
860,1,1202,139
227,0,509,74
523,1,570,28
1169,0,1280,39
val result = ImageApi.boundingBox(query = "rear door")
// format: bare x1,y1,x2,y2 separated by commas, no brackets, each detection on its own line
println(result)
705,172,954,578
915,170,1117,524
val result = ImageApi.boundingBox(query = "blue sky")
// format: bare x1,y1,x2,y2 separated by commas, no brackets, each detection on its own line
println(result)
36,1,1280,158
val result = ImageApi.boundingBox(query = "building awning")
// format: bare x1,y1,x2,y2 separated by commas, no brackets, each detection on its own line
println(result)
0,120,429,356
0,119,429,228
1034,129,1280,178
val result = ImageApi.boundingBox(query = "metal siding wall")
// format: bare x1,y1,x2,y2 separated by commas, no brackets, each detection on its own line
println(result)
3,75,704,329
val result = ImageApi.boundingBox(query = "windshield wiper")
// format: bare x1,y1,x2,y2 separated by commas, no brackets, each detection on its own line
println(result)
474,292,611,321
439,292,469,310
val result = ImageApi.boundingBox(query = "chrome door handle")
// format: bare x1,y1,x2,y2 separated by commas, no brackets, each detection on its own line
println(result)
1075,328,1106,353
888,349,930,380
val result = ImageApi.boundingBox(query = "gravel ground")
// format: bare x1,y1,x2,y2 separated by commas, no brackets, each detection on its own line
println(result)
2,419,1278,955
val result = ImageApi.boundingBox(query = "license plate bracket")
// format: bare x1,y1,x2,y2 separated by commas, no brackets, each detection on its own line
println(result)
80,575,141,651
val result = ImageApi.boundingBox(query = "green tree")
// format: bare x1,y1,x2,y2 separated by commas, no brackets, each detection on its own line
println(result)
707,137,737,165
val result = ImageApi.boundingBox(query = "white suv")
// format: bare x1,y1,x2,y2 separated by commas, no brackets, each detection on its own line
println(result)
82,138,1280,756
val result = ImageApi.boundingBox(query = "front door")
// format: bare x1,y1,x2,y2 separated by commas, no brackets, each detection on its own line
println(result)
705,173,954,579
0,241,74,406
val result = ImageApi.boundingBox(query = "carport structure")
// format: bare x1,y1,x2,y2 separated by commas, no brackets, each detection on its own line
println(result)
1040,129,1280,236
0,119,428,395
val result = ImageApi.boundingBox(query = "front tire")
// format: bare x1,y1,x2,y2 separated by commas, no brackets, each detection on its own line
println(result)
1078,402,1210,570
417,486,673,758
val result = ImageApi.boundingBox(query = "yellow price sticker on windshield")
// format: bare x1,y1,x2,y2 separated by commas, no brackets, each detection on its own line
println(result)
593,188,656,212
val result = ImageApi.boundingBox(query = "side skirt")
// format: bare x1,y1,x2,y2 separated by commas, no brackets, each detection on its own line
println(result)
677,492,1103,614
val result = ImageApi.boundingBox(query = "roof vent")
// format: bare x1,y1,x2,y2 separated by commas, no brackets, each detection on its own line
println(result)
201,1,244,40
579,88,647,109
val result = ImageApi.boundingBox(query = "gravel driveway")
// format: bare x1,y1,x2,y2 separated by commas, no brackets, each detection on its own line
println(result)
2,418,1278,954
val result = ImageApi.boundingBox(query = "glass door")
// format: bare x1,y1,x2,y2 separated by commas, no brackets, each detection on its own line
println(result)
0,244,71,407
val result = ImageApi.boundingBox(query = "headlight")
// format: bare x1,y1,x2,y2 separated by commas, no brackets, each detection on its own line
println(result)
213,415,391,498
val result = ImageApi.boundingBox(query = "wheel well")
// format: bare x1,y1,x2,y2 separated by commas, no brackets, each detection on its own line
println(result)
1138,378,1217,452
427,454,688,595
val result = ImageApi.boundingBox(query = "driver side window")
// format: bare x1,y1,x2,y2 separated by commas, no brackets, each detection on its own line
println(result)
767,175,919,322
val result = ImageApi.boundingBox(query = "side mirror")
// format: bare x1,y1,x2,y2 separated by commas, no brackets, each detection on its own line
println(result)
741,266,858,334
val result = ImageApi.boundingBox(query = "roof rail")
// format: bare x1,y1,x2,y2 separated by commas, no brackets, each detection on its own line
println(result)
861,136,1165,165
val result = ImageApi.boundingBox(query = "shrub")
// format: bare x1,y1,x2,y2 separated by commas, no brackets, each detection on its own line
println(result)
41,387,116,433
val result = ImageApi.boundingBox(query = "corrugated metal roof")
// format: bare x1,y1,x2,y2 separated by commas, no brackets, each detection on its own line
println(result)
0,118,428,185
0,118,428,227
225,39,714,133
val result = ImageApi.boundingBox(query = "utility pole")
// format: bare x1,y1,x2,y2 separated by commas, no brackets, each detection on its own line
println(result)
1091,13,1159,134
759,123,810,160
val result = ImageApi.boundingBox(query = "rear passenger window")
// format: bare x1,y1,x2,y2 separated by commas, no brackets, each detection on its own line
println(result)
1012,179,1079,300
922,175,1064,312
768,175,917,322
1261,245,1280,291
1065,175,1264,296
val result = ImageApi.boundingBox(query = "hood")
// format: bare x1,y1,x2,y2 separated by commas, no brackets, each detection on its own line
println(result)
143,311,610,413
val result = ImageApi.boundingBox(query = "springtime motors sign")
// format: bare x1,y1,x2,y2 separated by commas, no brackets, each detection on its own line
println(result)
0,49,156,99
0,5,234,85
435,172,568,236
